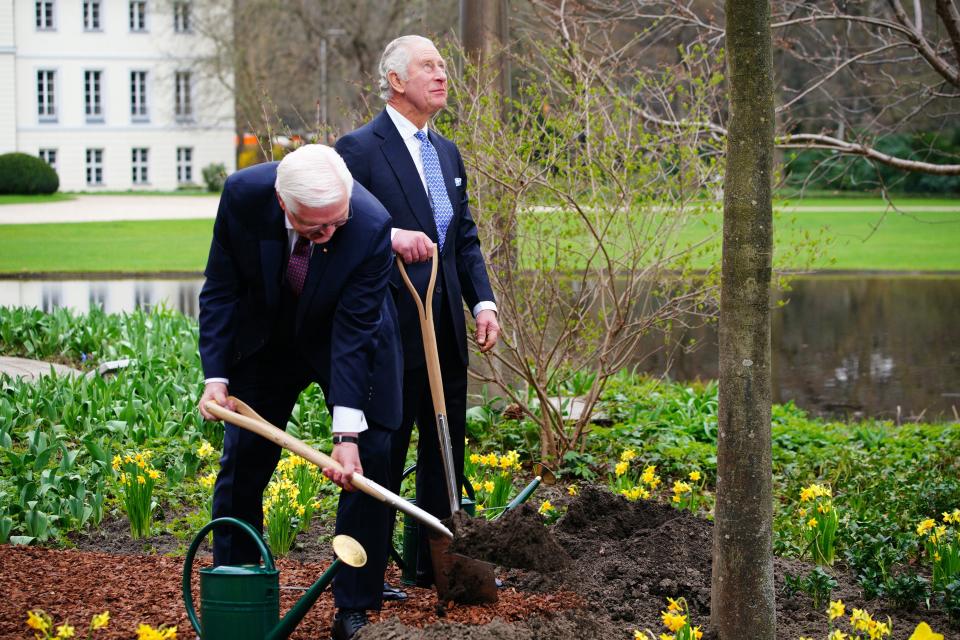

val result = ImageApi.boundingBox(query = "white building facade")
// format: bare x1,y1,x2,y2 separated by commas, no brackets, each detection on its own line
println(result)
0,0,235,191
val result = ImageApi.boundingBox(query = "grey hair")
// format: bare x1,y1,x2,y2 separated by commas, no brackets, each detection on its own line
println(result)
378,35,435,101
274,144,353,215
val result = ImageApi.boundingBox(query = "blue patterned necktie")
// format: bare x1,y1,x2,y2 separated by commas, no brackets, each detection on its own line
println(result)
415,130,454,251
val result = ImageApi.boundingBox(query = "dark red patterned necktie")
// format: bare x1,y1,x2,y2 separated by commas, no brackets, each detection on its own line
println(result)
285,235,310,295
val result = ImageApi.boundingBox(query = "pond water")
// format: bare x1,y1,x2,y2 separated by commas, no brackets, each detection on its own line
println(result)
1,274,957,421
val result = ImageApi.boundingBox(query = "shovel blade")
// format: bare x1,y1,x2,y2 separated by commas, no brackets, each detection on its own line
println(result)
427,533,498,604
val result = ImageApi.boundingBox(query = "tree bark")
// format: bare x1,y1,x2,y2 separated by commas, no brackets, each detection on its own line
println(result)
710,0,776,637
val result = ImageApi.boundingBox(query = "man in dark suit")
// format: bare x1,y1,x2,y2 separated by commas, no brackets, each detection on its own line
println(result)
197,144,402,640
335,35,501,598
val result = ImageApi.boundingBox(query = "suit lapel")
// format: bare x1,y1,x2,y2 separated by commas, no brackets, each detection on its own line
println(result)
432,132,461,252
374,111,439,240
295,238,331,331
260,200,286,310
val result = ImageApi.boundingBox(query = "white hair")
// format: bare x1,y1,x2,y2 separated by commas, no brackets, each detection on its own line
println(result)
274,144,353,215
378,35,436,101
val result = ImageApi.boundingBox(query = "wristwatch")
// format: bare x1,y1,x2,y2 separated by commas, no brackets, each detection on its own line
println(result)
332,435,360,446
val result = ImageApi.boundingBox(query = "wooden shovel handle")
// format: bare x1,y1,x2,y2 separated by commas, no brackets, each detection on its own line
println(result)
204,396,453,539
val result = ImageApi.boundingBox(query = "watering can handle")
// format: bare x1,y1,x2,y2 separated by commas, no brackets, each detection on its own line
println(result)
182,517,276,637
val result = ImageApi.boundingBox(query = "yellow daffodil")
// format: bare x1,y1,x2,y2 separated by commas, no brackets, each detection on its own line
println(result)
56,623,76,638
798,508,807,517
621,449,637,462
666,597,682,612
111,454,122,471
615,461,630,476
197,441,216,458
908,622,944,640
828,600,845,621
659,634,675,640
850,608,872,632
660,610,686,633
538,500,555,514
137,475,146,485
692,627,704,640
199,471,217,490
916,518,936,536
829,631,848,640
483,480,495,493
27,610,50,632
469,453,481,465
808,517,818,528
688,470,701,481
568,485,578,496
148,469,161,480
641,465,657,484
91,611,110,630
672,480,692,495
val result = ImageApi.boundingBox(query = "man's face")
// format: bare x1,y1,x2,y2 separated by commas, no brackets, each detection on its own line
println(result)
394,42,448,119
281,193,351,244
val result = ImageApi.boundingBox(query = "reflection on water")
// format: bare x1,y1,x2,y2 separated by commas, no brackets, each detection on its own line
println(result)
1,275,957,421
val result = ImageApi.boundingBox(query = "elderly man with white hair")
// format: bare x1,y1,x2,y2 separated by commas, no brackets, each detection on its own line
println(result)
335,35,500,639
197,144,403,633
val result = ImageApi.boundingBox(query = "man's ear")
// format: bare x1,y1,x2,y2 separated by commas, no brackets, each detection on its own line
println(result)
388,70,405,94
276,192,286,211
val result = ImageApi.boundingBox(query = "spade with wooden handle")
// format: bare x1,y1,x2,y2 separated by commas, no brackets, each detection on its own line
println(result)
204,396,453,539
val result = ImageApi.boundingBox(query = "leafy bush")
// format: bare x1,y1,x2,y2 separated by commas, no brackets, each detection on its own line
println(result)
201,162,227,192
0,153,59,195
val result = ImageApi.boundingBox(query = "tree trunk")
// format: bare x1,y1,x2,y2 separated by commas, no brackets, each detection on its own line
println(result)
710,0,776,637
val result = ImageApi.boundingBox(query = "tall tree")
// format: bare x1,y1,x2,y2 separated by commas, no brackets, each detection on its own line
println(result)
710,0,777,637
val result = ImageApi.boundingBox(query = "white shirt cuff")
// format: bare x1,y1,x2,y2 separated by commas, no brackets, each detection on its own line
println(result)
332,406,369,434
204,377,229,385
390,227,398,240
472,301,497,318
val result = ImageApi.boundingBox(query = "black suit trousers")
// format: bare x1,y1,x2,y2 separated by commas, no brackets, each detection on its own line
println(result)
211,339,393,612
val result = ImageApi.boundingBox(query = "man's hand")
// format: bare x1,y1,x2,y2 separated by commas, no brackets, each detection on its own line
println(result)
475,309,500,353
199,382,235,421
393,229,435,263
324,441,362,491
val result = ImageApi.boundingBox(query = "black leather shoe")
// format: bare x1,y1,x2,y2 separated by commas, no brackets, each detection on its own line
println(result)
331,609,368,640
382,581,408,601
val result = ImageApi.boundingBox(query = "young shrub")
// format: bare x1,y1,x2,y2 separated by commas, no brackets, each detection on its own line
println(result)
201,162,227,192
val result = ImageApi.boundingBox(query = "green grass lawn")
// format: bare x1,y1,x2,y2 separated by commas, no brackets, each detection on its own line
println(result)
0,197,957,273
0,220,213,273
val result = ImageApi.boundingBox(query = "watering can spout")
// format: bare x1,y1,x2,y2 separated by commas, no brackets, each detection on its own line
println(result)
266,536,367,640
183,518,367,640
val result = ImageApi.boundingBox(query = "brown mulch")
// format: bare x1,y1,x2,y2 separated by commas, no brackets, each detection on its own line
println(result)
2,485,958,640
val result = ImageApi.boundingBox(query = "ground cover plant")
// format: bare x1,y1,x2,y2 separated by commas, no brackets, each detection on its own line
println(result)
1,306,958,637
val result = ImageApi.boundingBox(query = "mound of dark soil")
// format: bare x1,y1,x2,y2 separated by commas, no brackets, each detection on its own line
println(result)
449,505,571,573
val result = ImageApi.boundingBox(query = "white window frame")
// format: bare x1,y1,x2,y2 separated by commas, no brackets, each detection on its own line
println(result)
83,0,101,31
37,69,57,122
173,1,191,33
35,1,55,30
39,149,58,174
129,0,147,32
131,148,149,185
86,148,104,186
174,70,192,121
130,70,149,121
176,147,193,184
84,69,104,122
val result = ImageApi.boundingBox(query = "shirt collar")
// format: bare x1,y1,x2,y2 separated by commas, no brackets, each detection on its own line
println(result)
386,104,428,142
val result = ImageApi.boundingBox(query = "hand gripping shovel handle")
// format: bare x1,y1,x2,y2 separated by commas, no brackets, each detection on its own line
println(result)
204,397,453,539
395,248,461,516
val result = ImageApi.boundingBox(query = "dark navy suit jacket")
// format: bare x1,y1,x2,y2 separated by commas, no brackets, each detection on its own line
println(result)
335,110,495,369
198,161,403,429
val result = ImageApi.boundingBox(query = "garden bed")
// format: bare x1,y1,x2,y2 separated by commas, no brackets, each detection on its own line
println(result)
3,486,955,639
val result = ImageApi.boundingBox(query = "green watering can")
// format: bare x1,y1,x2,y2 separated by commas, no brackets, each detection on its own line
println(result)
183,517,366,640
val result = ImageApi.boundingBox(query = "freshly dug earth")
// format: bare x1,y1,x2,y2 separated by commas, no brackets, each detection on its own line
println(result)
2,485,957,639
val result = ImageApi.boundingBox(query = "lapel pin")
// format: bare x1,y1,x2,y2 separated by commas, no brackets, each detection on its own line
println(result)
454,177,462,187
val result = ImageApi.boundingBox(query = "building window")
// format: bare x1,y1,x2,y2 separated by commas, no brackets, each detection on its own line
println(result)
130,70,148,121
175,71,192,120
83,0,101,30
173,1,190,32
129,0,146,32
35,1,55,30
84,70,103,121
131,148,149,185
37,70,56,121
86,149,104,186
176,147,193,183
39,149,58,173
